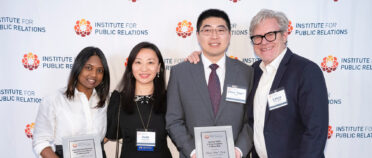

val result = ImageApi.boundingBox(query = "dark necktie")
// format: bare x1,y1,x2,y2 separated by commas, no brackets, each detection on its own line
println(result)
208,64,221,116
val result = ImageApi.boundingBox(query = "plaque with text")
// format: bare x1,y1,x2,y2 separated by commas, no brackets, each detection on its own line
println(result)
62,134,103,158
194,126,235,158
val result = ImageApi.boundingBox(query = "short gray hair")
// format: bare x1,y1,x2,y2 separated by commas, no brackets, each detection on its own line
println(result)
249,9,289,36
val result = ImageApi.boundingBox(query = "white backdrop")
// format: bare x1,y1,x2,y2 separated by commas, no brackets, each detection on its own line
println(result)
1,0,371,157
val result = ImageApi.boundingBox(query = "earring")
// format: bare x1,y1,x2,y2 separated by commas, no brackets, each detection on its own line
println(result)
157,72,160,78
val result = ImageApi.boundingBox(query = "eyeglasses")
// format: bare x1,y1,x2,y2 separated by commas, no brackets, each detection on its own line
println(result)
199,27,228,36
250,30,282,45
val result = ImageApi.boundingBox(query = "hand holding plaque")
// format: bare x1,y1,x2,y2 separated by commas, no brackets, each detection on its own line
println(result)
194,126,235,158
62,134,103,158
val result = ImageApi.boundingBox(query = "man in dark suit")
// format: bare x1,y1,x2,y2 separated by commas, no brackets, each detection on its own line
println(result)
166,9,254,158
247,9,329,158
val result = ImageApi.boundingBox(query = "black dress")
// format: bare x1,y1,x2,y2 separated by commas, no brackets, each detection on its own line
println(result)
106,91,172,158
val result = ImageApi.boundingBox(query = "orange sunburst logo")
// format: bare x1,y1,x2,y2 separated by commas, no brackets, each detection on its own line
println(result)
176,20,193,38
25,122,35,139
288,20,294,35
22,52,40,70
74,19,92,37
321,55,339,73
328,125,334,139
124,58,128,67
229,56,239,60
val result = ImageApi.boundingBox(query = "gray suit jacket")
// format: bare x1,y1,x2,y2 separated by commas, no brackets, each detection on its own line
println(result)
166,56,254,158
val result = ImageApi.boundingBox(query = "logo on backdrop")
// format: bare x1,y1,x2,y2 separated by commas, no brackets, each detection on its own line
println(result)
21,53,74,70
25,122,35,139
321,56,372,72
75,19,149,36
293,21,348,36
22,53,40,71
74,19,93,37
0,89,42,103
321,55,339,73
176,20,193,38
328,125,334,139
328,92,342,105
129,0,137,2
241,57,260,65
229,56,238,60
164,58,186,70
231,23,248,36
0,17,46,33
124,58,128,67
288,20,294,35
328,126,372,139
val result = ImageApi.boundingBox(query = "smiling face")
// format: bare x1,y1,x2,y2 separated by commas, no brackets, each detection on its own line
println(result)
132,48,161,87
197,17,231,62
252,18,288,65
76,55,104,94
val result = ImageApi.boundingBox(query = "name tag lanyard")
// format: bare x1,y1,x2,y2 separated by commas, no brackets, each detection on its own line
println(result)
135,101,156,151
135,101,154,131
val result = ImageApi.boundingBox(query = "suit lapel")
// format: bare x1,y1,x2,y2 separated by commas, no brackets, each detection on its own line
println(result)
251,62,263,103
215,57,237,119
264,49,293,123
190,57,215,119
248,61,263,125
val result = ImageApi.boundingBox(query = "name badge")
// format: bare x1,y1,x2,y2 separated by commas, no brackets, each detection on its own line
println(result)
136,130,156,151
267,88,288,110
226,84,247,104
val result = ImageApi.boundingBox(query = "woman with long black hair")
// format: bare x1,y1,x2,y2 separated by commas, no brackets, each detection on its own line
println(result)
106,42,172,158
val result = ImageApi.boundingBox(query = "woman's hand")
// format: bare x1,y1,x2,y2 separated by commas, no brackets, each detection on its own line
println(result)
40,147,59,158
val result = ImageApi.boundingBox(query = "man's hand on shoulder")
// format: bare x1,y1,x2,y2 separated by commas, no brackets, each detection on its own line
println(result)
184,51,201,64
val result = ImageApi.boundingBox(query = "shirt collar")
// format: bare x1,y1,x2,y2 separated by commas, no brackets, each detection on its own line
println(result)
75,88,97,98
201,52,226,71
259,48,287,73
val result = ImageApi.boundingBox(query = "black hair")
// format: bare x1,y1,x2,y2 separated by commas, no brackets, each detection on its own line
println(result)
196,9,231,32
65,46,110,108
118,42,166,114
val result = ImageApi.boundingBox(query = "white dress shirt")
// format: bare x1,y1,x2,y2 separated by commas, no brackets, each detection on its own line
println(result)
253,48,287,158
201,53,226,94
32,88,107,156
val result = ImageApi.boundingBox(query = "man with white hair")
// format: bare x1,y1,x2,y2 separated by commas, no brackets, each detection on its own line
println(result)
247,9,329,158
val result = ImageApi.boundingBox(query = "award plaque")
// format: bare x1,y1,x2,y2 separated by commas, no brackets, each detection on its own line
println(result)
62,134,103,158
194,126,235,158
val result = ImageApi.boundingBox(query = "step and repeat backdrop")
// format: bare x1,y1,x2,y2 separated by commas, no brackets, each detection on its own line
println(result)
1,0,371,157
